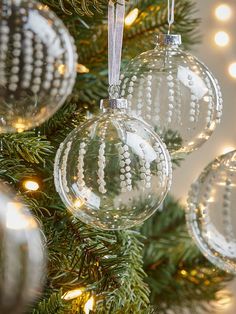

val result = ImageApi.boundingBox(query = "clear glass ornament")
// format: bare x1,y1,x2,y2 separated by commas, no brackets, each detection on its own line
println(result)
187,150,236,274
121,34,223,156
54,98,172,230
0,183,46,313
0,0,77,133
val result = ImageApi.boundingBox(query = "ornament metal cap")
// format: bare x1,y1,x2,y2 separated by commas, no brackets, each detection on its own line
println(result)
100,98,128,110
156,33,182,46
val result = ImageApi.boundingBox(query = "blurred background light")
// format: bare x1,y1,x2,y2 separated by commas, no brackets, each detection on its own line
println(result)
228,62,236,78
215,4,232,21
214,31,230,47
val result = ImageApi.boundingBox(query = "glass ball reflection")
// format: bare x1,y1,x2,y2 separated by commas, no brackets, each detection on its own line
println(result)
187,150,236,274
0,0,77,133
121,34,223,156
0,183,46,313
54,102,172,230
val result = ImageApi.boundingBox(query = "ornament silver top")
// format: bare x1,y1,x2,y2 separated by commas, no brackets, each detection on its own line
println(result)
155,33,182,46
100,98,128,110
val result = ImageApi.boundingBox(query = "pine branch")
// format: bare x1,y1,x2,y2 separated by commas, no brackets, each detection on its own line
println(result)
0,157,36,183
141,196,233,313
0,132,53,164
43,0,106,16
31,290,67,314
37,210,150,313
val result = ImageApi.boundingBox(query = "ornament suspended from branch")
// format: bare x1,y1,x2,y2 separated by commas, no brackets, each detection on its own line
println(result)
54,0,172,230
121,0,223,157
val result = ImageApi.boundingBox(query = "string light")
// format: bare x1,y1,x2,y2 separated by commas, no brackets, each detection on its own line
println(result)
61,288,84,301
84,296,95,314
214,31,230,47
77,64,90,73
215,4,232,21
23,180,40,191
125,8,139,26
228,62,236,79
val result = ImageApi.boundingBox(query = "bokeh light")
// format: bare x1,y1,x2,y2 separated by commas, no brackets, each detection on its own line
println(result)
228,62,236,79
214,31,230,47
215,4,232,21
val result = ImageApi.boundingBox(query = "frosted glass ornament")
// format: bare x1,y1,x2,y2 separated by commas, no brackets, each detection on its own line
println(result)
0,0,77,133
0,183,46,314
187,150,236,274
121,34,223,156
54,99,172,230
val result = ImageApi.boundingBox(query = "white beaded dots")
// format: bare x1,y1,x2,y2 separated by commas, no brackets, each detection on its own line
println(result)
61,141,72,193
167,73,174,124
222,178,234,243
97,142,107,194
77,142,86,190
119,144,132,192
139,143,152,189
154,142,168,188
0,1,77,132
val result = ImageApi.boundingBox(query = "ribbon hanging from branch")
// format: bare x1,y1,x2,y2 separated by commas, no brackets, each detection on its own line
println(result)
167,0,175,33
108,0,125,97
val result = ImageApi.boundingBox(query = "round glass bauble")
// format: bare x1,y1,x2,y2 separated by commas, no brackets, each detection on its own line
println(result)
0,183,46,313
187,150,236,273
0,0,77,133
121,34,223,156
54,102,172,230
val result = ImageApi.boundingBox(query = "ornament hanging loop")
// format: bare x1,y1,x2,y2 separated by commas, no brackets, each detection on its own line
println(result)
167,0,175,34
108,0,125,99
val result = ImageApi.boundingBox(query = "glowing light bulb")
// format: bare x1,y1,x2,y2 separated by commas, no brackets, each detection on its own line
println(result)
84,296,95,314
62,288,84,300
77,64,89,73
23,180,40,191
214,31,230,47
215,4,232,21
228,62,236,79
125,8,139,26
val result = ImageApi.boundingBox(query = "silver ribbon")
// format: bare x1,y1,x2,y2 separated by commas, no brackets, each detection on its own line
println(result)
167,0,175,32
108,0,125,89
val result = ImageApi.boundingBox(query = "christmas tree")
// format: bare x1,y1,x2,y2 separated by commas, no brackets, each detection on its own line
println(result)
0,0,233,313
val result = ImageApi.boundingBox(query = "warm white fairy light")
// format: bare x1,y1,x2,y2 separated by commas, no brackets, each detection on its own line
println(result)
23,180,40,191
84,296,95,314
77,64,89,73
228,62,236,79
214,31,230,47
62,288,84,300
125,8,139,26
215,4,232,21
